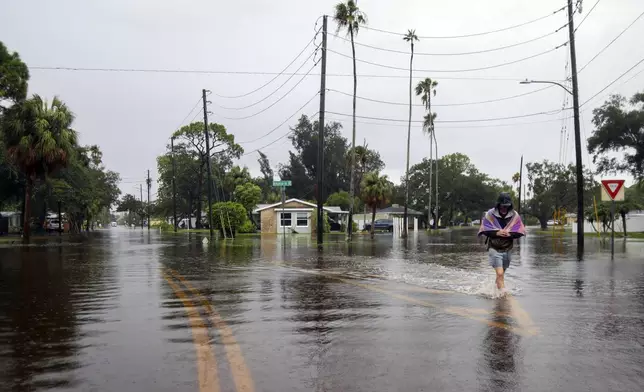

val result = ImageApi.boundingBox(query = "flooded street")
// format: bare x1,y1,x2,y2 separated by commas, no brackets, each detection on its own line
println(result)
1,229,644,392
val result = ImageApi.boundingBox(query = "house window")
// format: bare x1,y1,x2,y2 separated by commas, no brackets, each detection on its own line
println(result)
280,212,292,227
296,212,309,227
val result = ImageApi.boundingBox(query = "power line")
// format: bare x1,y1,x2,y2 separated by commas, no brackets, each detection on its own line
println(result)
580,55,644,108
214,29,319,99
241,112,319,156
327,43,567,73
212,63,318,121
574,0,602,32
325,114,571,129
329,29,563,56
358,6,566,39
577,10,644,74
172,96,203,132
326,108,567,124
213,48,317,110
237,92,320,144
327,85,554,107
28,65,554,82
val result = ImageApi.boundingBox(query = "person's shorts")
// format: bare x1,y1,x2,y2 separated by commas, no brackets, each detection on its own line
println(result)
488,248,511,270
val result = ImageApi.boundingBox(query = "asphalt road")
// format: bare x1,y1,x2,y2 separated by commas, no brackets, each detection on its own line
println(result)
1,228,643,391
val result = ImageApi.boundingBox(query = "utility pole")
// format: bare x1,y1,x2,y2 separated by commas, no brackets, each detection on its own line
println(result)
140,184,144,229
202,89,215,237
567,0,584,259
147,170,151,231
316,15,327,246
171,137,178,233
518,155,523,214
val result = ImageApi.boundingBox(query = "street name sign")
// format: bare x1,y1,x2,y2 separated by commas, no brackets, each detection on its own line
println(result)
273,180,292,187
600,179,625,201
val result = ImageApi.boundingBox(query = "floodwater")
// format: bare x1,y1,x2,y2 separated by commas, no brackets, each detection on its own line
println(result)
1,228,643,392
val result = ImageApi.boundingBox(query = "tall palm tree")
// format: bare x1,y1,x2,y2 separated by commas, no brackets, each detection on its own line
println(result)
334,0,367,240
403,29,419,237
2,95,78,243
416,78,438,228
361,172,392,239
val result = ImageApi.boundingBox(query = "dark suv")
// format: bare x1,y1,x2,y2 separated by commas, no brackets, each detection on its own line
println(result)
364,219,394,232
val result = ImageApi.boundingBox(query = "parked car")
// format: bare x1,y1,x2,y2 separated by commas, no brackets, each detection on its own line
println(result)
46,219,63,233
364,219,394,232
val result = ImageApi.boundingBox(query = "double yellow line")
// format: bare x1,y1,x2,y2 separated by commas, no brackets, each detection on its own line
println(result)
163,268,255,392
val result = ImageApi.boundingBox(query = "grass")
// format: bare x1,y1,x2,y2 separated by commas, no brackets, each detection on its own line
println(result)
531,228,644,239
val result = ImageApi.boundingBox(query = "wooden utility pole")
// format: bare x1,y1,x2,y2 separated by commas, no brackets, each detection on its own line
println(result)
202,89,215,237
171,136,178,233
567,0,584,259
316,15,327,246
146,170,151,231
139,184,144,229
518,155,523,214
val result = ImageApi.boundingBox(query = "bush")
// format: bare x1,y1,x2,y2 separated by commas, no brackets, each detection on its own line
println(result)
151,221,174,231
311,211,331,233
211,202,248,236
237,220,256,234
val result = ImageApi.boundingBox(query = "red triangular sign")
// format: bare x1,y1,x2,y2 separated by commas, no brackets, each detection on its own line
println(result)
601,179,625,200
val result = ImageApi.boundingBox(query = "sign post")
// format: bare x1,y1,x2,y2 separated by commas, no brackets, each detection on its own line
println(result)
600,179,626,259
273,180,292,249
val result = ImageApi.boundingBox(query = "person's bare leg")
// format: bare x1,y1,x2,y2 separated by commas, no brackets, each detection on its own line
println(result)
495,267,505,290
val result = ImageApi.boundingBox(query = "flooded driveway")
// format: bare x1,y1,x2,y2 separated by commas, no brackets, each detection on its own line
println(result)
1,228,643,391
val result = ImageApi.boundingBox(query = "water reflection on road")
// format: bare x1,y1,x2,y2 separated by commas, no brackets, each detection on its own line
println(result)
0,228,643,391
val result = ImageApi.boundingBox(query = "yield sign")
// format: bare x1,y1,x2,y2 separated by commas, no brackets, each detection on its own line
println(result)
601,179,626,201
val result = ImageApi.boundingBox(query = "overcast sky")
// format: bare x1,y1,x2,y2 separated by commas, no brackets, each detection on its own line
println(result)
2,0,643,199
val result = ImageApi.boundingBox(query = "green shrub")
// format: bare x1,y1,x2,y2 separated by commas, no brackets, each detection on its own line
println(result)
311,211,331,233
237,220,256,234
152,221,174,231
211,202,248,236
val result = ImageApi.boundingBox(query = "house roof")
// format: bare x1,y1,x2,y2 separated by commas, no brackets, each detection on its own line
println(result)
253,198,347,214
0,211,21,217
377,206,424,216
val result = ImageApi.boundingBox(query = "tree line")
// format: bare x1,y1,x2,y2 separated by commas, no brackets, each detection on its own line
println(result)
0,42,121,242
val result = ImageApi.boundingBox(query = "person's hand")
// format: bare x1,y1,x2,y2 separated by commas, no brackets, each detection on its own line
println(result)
497,229,510,237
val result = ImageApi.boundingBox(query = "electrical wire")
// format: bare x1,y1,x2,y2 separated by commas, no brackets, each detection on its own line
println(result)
327,85,554,107
213,48,318,110
236,92,320,144
574,0,602,32
329,29,562,56
578,10,644,74
327,43,567,73
172,96,203,133
212,63,318,120
241,111,319,156
214,29,319,99
325,108,567,124
325,114,571,129
580,55,644,108
28,66,552,82
358,6,566,39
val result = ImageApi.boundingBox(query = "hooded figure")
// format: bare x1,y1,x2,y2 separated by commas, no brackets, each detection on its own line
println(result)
478,192,526,292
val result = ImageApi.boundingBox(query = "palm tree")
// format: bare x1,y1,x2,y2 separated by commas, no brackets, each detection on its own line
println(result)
2,95,78,243
403,29,419,237
361,172,392,239
416,78,438,227
334,0,367,240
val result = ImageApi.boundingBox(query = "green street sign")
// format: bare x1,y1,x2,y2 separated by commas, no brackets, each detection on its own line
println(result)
273,180,292,187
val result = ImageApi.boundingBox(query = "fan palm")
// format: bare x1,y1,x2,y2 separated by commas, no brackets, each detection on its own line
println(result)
2,95,78,242
416,78,438,227
334,0,367,240
361,172,392,239
402,29,419,237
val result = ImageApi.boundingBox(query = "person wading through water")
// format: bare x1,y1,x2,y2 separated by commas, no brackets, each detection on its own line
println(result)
478,192,526,295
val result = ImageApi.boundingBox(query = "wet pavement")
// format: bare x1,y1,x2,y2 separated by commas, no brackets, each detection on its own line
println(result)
1,228,643,392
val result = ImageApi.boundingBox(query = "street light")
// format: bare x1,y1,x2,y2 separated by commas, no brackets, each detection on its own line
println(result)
519,78,584,259
520,79,573,96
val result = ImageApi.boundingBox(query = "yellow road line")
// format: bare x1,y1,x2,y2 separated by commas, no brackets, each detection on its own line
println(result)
167,269,256,392
282,266,538,337
162,273,219,392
